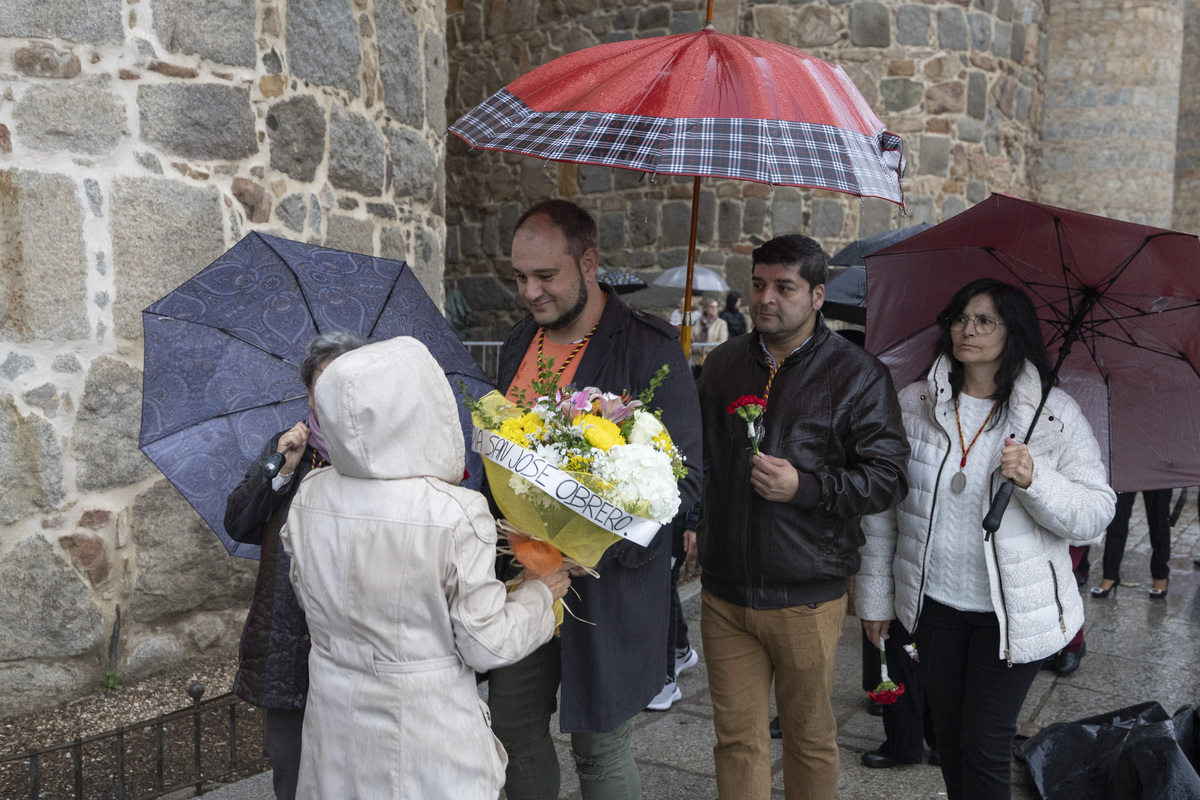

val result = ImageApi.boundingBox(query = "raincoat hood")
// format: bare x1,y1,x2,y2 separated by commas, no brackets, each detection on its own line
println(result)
313,337,465,483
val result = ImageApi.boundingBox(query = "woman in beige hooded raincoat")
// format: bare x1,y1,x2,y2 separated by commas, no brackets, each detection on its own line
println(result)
281,337,566,799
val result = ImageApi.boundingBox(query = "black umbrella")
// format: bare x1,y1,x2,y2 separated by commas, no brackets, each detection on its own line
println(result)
823,223,932,324
139,232,493,557
597,269,648,295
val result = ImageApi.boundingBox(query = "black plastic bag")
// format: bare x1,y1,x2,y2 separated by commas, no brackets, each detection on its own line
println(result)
1020,702,1200,799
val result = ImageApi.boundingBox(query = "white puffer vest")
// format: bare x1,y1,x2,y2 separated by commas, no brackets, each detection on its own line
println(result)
857,357,1116,664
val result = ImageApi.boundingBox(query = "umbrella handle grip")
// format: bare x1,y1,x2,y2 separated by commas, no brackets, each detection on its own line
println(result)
264,452,285,479
983,480,1014,537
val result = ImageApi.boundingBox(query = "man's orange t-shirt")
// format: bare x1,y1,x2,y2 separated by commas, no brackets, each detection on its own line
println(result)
505,332,591,404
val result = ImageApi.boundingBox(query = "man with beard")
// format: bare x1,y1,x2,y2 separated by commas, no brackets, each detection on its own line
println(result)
696,234,909,800
487,199,703,800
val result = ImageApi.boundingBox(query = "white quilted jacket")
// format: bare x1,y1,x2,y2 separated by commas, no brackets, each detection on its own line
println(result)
857,356,1116,664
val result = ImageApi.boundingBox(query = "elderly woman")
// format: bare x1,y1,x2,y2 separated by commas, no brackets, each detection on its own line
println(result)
224,329,366,800
281,337,569,799
857,279,1115,800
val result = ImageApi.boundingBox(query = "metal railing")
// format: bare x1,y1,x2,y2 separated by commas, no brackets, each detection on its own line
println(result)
0,684,267,800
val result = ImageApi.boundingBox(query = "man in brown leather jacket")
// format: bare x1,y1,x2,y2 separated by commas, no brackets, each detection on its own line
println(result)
696,233,909,800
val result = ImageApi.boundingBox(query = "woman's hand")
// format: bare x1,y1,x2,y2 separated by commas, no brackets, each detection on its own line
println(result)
862,619,890,645
1000,436,1034,489
276,420,311,475
528,567,572,601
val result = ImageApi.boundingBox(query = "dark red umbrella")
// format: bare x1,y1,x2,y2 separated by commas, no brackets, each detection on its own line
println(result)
450,15,905,352
865,193,1200,507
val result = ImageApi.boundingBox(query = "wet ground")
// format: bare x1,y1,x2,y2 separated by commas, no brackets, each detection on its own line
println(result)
207,490,1200,799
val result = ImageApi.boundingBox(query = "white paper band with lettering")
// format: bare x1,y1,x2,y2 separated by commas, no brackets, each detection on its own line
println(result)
471,427,661,547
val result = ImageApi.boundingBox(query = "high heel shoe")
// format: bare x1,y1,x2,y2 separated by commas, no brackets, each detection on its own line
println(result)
1090,581,1118,599
1149,579,1169,600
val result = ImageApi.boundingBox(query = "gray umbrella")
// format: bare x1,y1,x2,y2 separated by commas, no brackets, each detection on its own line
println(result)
653,265,730,292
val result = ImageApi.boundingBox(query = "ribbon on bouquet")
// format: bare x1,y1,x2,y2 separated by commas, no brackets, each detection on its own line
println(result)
471,426,661,547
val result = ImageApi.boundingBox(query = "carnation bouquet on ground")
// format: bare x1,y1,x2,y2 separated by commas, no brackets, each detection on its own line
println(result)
463,360,687,625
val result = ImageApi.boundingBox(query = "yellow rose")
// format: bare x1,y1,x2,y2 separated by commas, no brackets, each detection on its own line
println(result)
574,413,626,451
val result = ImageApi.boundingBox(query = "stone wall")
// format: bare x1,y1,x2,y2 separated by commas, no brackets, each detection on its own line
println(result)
1174,0,1200,232
0,0,447,718
444,0,1048,337
1040,0,1184,225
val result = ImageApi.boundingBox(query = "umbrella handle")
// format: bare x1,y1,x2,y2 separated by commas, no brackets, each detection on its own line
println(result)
983,479,1014,538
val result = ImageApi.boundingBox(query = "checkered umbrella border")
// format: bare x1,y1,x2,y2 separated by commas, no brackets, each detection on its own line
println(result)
451,89,905,204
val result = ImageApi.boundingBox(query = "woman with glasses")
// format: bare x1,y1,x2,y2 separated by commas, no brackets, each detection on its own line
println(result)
856,279,1115,800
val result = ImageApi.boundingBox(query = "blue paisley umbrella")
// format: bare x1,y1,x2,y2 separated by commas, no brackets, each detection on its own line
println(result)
139,232,493,558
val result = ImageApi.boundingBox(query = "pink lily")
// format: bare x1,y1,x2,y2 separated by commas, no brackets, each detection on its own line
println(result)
592,390,642,424
558,389,595,421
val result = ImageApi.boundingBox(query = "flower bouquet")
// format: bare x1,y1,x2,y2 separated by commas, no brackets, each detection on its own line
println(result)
464,361,687,625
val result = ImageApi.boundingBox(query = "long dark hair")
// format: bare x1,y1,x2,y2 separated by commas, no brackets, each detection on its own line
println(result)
933,279,1052,423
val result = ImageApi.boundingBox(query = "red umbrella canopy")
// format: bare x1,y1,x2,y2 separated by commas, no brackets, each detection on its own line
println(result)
864,193,1200,492
451,29,904,203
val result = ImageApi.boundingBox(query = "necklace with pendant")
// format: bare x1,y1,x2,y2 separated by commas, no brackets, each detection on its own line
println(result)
950,396,999,494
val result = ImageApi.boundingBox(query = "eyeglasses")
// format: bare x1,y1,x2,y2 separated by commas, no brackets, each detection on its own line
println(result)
948,313,1005,335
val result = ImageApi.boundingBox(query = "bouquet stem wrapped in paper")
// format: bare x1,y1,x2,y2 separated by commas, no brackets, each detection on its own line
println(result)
464,362,688,626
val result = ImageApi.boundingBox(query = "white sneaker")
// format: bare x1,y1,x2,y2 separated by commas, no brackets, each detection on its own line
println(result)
675,645,699,676
646,680,682,711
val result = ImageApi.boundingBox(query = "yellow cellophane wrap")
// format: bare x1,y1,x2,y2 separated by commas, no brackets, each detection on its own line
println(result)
473,392,625,569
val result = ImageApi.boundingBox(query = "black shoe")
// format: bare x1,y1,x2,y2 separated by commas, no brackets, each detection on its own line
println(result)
1149,579,1169,600
1055,643,1085,676
928,749,941,767
861,749,921,768
1192,557,1200,569
1074,569,1089,587
1040,655,1058,671
1090,581,1118,598
865,699,884,717
769,716,782,739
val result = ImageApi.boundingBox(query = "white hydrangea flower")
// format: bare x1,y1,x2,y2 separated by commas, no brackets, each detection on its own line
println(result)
595,443,680,523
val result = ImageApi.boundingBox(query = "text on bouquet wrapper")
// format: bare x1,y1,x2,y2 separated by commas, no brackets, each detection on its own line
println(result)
472,427,645,537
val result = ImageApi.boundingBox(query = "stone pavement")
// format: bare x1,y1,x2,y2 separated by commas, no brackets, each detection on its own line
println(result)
206,490,1200,799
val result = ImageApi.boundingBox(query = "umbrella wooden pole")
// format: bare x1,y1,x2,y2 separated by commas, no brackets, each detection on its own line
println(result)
681,176,702,356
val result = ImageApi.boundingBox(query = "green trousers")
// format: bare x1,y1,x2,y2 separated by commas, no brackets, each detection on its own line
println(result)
487,638,641,800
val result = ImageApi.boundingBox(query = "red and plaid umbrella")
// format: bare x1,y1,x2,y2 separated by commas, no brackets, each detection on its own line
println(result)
450,22,906,350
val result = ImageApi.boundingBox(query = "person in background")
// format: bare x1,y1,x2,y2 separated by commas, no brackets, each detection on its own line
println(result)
692,297,729,346
858,279,1115,800
697,233,910,799
646,502,702,712
669,295,694,327
224,330,366,800
720,292,750,338
859,620,937,768
1092,489,1173,599
281,337,570,798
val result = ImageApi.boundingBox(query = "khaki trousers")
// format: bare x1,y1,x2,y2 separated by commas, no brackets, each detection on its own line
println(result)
701,590,846,800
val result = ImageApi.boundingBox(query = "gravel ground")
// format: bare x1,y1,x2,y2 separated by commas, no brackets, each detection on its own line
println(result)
0,649,268,799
